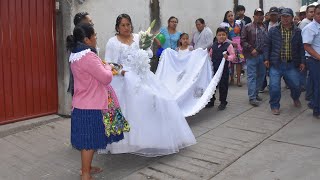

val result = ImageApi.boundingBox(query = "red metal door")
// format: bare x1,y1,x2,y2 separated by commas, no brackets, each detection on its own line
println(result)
0,0,58,124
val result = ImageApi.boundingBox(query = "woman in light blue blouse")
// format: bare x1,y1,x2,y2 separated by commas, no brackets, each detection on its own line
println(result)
156,16,182,50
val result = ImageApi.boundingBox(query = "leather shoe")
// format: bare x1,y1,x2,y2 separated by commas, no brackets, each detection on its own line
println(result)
249,99,259,107
293,100,301,107
272,109,280,115
256,96,262,101
218,102,228,110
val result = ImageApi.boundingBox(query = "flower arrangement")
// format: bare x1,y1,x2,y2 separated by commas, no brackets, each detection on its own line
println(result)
139,20,157,50
125,49,150,77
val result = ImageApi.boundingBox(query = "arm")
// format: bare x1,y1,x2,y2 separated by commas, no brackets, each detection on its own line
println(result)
225,44,236,61
240,25,254,53
302,27,320,60
304,44,320,60
264,29,272,61
84,52,113,85
105,39,116,63
209,48,213,58
298,31,306,65
204,28,214,50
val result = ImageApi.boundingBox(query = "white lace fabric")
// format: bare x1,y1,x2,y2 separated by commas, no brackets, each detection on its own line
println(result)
69,49,91,63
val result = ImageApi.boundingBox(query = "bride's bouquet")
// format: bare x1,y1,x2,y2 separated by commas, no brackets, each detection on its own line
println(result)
139,20,157,50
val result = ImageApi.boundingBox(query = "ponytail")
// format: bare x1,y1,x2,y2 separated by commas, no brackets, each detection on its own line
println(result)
66,35,77,51
66,23,95,51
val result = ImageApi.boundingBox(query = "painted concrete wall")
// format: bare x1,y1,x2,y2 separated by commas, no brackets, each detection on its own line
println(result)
72,0,151,58
264,0,301,15
159,0,234,41
71,0,302,57
57,0,303,115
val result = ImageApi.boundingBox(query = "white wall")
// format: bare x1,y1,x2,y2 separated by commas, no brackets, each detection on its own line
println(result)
238,0,260,18
159,0,233,38
70,0,302,57
264,0,301,15
72,0,150,58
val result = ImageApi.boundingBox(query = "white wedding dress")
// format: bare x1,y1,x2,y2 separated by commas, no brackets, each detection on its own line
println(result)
98,34,196,157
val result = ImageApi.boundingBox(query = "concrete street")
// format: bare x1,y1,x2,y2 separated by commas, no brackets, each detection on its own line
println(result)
0,80,319,180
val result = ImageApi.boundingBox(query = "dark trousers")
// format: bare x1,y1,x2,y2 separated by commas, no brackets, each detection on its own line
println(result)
210,60,229,104
308,57,320,115
261,68,268,90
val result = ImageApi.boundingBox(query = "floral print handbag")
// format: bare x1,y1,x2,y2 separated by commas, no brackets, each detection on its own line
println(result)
103,85,130,137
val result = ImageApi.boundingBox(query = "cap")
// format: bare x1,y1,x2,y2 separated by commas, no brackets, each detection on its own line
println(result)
281,8,294,17
299,5,307,12
309,2,318,6
254,8,264,15
268,7,279,15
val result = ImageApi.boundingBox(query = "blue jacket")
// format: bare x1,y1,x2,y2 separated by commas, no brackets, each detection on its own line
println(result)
263,24,305,67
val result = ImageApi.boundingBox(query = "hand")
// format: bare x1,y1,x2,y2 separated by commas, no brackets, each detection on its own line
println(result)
264,60,270,68
299,64,305,71
251,49,258,56
223,54,228,60
121,70,127,76
232,42,238,48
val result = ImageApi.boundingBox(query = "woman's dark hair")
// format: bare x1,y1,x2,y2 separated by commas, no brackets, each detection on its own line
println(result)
66,23,95,51
195,18,205,24
115,13,134,34
216,27,227,35
178,33,189,46
73,12,89,26
167,16,179,24
236,5,246,12
223,10,233,23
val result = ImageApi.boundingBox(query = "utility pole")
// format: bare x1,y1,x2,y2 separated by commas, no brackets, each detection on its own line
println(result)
234,0,239,12
259,0,264,10
149,0,161,32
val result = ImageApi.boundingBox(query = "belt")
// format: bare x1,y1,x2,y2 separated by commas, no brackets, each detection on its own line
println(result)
281,60,292,63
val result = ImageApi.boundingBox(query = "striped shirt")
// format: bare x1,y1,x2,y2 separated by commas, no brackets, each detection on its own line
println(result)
280,25,292,61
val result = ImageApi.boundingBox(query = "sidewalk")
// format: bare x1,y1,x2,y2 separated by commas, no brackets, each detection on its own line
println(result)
0,80,318,180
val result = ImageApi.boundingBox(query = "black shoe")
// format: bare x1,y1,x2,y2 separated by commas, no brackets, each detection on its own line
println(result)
218,102,227,110
308,103,314,109
206,102,214,108
313,113,320,119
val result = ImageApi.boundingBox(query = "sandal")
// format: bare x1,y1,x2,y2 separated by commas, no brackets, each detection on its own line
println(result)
237,82,242,87
80,166,103,176
81,174,94,180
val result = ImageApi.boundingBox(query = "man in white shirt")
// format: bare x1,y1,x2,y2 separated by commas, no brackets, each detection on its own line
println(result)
191,18,214,50
302,4,320,119
299,3,317,30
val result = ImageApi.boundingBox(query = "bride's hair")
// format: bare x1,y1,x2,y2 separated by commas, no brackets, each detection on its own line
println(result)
115,14,134,35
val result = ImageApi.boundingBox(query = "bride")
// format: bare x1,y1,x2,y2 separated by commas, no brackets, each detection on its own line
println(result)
98,14,196,157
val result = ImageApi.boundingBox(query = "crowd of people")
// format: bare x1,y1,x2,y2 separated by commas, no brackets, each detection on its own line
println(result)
66,3,320,179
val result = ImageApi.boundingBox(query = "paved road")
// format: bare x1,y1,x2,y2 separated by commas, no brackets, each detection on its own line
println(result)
0,80,318,180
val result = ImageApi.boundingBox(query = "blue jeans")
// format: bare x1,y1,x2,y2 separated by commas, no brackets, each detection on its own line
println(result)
246,54,266,100
299,68,307,88
269,62,301,109
308,57,320,116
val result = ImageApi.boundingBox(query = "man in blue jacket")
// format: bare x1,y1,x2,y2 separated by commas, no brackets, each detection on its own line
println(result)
264,8,306,115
